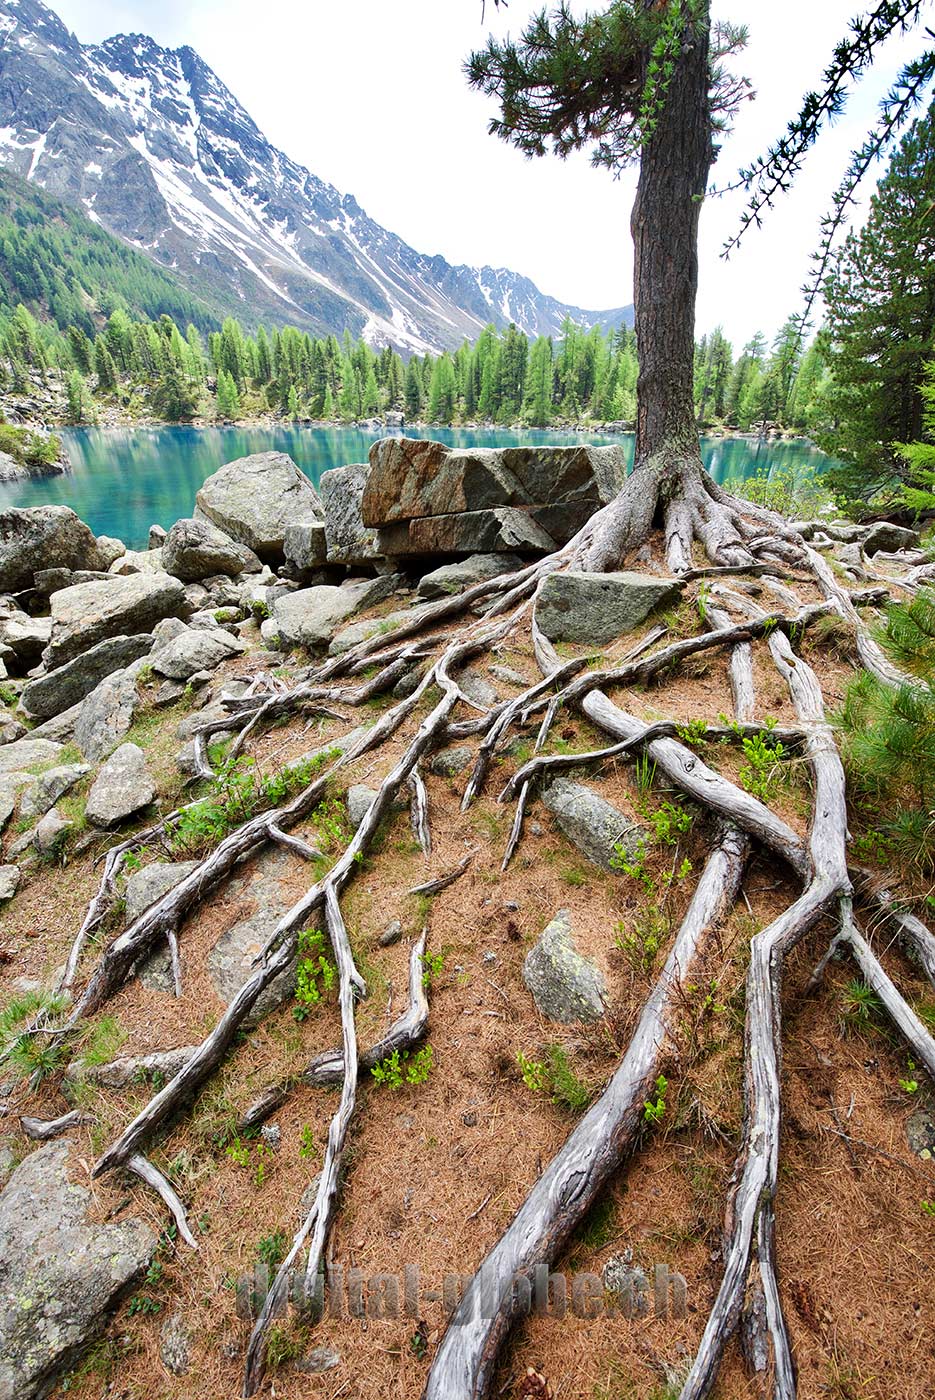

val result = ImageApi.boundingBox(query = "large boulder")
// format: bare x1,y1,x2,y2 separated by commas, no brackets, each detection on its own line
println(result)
273,574,398,652
0,737,62,776
362,437,625,546
0,506,108,593
0,1138,155,1400
542,777,645,870
43,572,188,670
73,666,141,764
535,570,682,645
523,909,607,1023
195,452,323,562
417,552,522,599
162,517,262,582
376,508,556,558
151,627,246,681
20,634,154,720
319,461,381,565
85,742,155,828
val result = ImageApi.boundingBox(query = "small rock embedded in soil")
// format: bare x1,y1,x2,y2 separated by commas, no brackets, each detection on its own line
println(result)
523,909,607,1023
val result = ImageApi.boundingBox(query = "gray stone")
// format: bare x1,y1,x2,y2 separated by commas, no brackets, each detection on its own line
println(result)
208,848,301,1020
20,634,154,719
907,1107,935,1160
0,1139,155,1400
347,784,378,828
0,712,25,745
863,521,920,555
0,505,109,593
273,574,398,651
85,743,155,829
34,808,71,854
319,461,380,565
160,1310,192,1376
162,517,262,582
377,508,556,558
94,536,126,569
296,1347,342,1374
125,860,200,992
522,909,607,1023
542,777,645,870
209,912,295,1021
126,860,200,925
149,523,167,549
328,607,418,657
195,452,323,562
0,774,30,831
152,616,190,647
379,920,403,948
44,572,188,669
152,628,246,681
260,1123,281,1151
73,1045,198,1089
489,663,529,687
430,747,474,778
0,865,19,901
0,610,52,665
73,667,140,764
110,548,168,575
19,764,88,822
460,668,499,708
417,553,523,599
0,738,62,776
283,520,328,576
536,571,683,645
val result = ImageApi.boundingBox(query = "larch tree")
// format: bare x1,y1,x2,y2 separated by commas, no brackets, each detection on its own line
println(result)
19,8,935,1400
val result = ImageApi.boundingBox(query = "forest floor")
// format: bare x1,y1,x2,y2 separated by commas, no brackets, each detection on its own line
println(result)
1,549,933,1400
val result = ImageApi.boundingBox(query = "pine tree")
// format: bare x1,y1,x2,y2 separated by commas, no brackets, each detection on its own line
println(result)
522,336,553,426
897,359,935,512
819,100,935,501
427,353,457,423
404,357,423,420
216,368,240,420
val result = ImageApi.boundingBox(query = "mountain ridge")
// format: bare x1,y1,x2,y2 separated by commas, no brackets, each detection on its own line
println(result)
0,0,632,350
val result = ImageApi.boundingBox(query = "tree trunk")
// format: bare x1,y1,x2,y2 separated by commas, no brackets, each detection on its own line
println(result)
632,0,712,474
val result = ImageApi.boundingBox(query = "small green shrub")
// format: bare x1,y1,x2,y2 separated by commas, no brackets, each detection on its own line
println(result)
643,1073,668,1125
293,928,336,1021
370,1042,435,1089
516,1045,592,1111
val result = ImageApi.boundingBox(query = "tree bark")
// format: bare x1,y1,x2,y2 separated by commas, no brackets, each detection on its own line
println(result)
632,1,712,471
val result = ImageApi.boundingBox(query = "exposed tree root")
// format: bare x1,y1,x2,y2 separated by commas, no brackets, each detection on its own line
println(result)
19,454,935,1400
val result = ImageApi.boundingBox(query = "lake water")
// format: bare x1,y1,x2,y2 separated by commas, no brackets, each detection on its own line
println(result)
0,424,833,550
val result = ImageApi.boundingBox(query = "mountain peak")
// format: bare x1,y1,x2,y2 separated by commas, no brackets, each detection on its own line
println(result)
0,0,632,349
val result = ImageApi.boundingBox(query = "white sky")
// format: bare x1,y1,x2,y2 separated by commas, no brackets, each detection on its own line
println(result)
48,0,930,348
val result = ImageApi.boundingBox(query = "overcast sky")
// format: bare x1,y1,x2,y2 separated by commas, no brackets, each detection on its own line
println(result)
48,0,928,348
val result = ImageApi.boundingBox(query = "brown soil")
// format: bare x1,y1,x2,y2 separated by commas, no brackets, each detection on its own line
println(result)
0,561,932,1400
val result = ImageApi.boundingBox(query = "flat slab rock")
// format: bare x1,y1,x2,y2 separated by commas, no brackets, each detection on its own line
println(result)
542,777,645,870
376,508,556,558
536,570,682,645
362,437,624,529
0,1138,155,1400
85,742,155,829
20,633,154,720
152,626,246,680
523,909,607,1023
273,574,398,651
207,848,298,1020
416,552,522,598
44,571,188,669
125,861,201,993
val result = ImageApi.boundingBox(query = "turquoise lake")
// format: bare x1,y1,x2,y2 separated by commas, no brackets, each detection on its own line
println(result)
0,425,833,550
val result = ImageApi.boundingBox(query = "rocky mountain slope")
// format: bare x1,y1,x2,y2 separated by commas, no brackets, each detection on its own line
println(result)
0,0,632,350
